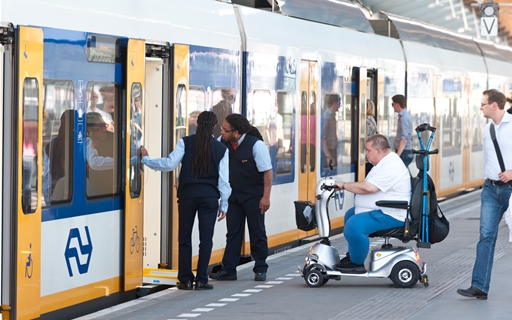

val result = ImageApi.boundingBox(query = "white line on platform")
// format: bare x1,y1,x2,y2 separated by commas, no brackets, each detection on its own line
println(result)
232,293,251,297
206,303,226,307
192,308,214,312
219,298,239,302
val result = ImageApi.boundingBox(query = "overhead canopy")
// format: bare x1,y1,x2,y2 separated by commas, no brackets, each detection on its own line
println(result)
382,12,481,56
277,0,374,33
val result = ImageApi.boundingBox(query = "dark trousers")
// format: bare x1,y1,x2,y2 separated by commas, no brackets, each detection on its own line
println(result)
178,197,218,284
221,197,268,274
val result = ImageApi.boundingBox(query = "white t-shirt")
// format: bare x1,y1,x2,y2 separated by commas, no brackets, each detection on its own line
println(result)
354,152,411,221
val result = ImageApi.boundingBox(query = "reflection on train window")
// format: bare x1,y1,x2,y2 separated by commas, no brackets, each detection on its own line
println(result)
251,89,272,145
275,91,292,174
22,78,39,214
322,93,342,168
189,86,207,135
86,34,121,64
441,78,462,153
42,80,75,206
212,87,234,138
129,83,143,198
189,86,206,111
85,82,119,198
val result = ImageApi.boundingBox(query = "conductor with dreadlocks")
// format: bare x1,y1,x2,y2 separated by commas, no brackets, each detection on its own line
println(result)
210,113,273,282
139,111,231,290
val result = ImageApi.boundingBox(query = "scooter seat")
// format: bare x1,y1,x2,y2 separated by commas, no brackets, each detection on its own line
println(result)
369,227,405,239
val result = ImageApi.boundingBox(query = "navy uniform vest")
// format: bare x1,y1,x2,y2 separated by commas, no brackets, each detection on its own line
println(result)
223,135,264,202
178,135,227,199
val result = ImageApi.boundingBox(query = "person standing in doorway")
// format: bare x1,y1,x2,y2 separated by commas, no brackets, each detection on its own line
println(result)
210,113,272,282
140,111,231,290
391,94,413,167
457,89,512,300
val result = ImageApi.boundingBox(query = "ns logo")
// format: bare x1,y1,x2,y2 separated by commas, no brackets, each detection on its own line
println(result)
64,226,93,277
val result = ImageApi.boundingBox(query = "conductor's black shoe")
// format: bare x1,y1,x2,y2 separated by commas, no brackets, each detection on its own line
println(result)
457,286,488,300
209,270,237,281
335,259,366,274
195,282,214,290
177,280,193,290
254,272,267,281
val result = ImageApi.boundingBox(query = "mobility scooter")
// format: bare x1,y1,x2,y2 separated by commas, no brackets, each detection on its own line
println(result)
298,124,441,288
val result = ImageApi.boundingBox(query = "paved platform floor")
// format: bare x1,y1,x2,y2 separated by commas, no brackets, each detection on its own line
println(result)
76,190,512,320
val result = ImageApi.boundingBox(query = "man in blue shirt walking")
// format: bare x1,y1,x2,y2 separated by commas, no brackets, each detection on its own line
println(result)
140,111,231,290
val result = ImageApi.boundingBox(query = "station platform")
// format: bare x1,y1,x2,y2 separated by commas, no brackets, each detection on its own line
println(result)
76,190,512,320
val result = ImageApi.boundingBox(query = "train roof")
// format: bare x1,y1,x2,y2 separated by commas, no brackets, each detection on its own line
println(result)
274,0,374,34
1,0,241,51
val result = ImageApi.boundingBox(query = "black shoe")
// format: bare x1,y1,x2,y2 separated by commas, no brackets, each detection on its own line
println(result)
254,272,267,281
177,280,193,290
209,270,237,281
339,255,350,264
195,282,214,290
457,286,488,300
335,258,366,274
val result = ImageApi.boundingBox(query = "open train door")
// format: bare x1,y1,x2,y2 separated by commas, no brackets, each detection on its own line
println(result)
124,39,145,291
357,67,367,182
13,26,44,320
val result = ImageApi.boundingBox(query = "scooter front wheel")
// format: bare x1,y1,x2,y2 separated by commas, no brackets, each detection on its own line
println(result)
305,269,325,288
390,261,420,288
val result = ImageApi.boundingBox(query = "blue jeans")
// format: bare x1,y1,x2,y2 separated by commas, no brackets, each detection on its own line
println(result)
400,152,414,167
471,181,512,293
344,207,405,264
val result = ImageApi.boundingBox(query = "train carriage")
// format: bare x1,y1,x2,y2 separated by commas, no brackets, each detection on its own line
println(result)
0,0,511,319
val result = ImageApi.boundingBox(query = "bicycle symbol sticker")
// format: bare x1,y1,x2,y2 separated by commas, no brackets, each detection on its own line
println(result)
25,243,33,279
130,225,140,254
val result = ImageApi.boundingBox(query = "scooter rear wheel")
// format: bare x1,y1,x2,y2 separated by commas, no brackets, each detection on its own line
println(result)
390,261,420,288
305,269,325,288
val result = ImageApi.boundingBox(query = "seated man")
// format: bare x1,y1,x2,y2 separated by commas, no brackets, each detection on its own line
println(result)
333,134,411,273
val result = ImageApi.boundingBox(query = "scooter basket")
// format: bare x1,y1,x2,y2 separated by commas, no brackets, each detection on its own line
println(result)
294,201,317,231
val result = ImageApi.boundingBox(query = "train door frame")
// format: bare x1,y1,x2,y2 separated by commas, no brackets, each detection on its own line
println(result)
0,24,14,320
140,43,172,275
356,67,367,182
298,60,318,204
12,25,44,320
124,39,145,291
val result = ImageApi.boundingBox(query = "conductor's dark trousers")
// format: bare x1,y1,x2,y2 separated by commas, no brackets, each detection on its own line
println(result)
178,197,218,284
222,196,268,274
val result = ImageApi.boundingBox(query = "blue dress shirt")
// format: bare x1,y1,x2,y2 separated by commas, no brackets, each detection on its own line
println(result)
141,138,231,212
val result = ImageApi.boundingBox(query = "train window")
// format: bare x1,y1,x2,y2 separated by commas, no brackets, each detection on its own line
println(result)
275,91,292,174
441,78,462,153
175,84,188,184
322,93,343,168
189,86,207,135
42,80,75,206
189,86,206,111
22,78,39,214
129,83,143,198
212,87,234,138
85,82,119,198
86,34,122,64
250,89,272,144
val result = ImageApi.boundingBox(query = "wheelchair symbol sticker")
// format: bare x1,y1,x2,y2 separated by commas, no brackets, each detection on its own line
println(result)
25,243,33,279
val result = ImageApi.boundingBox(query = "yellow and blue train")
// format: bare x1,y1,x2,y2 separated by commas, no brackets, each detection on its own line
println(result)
1,0,511,318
